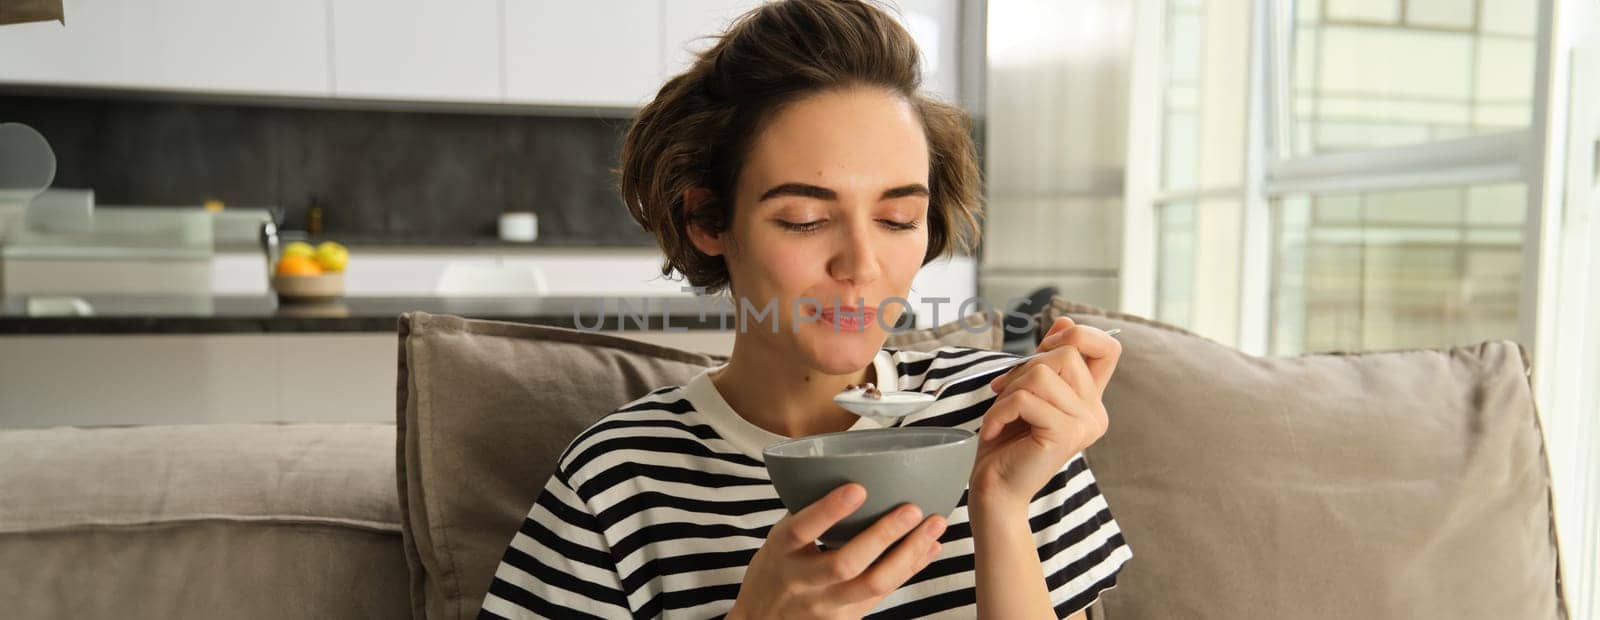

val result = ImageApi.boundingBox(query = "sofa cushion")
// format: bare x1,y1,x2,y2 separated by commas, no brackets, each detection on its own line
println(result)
1039,299,1568,619
0,423,407,619
884,307,1007,350
395,309,1004,620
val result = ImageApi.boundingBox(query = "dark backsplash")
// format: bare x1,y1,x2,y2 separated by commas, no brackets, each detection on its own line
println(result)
0,94,655,246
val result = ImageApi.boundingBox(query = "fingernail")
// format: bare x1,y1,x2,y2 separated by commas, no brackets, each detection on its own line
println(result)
900,505,923,525
840,485,865,506
929,517,947,539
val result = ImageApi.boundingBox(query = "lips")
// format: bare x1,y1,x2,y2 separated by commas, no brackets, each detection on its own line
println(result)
819,306,876,331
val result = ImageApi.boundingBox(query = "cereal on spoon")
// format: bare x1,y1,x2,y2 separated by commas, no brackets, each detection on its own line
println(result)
841,382,883,400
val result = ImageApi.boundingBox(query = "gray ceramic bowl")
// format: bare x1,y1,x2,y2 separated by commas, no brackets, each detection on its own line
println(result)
763,427,978,548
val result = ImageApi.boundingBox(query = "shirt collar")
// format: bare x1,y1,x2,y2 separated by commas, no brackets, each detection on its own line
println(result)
684,349,899,460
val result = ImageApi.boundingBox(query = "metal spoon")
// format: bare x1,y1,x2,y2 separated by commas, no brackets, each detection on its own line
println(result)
835,328,1122,422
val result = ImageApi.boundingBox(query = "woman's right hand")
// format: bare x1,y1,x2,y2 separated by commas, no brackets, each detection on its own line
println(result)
728,483,947,619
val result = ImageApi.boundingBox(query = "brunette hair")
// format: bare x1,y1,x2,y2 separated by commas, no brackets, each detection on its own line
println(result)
618,0,983,294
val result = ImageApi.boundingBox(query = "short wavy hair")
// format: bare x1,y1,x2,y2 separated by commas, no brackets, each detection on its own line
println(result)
617,0,983,295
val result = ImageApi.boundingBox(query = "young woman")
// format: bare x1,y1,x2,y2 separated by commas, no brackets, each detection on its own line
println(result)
482,1,1131,617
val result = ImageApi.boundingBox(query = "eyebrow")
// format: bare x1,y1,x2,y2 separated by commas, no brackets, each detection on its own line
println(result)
757,182,930,202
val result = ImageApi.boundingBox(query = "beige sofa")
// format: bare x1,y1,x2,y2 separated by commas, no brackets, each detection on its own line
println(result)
0,299,1570,619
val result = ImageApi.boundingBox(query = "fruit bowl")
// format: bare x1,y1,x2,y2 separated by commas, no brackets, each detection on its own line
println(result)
272,241,349,304
273,272,345,304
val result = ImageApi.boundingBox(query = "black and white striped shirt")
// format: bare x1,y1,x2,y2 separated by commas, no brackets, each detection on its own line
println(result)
482,345,1132,619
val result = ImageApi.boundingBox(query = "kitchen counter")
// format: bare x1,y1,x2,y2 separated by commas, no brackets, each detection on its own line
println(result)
302,235,657,249
0,294,743,335
0,293,756,427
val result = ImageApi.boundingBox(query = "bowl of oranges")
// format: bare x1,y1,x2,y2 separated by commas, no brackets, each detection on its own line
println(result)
273,241,349,303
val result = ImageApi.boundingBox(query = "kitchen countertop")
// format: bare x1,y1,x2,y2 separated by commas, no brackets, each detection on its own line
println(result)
0,294,744,335
213,240,671,256
306,235,657,249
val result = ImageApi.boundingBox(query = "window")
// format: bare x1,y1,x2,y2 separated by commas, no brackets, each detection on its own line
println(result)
1152,0,1250,346
1270,183,1525,354
1267,0,1536,355
1289,0,1537,155
1151,0,1537,355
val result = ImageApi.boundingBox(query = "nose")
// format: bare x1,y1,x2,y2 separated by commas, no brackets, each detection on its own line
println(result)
827,216,883,290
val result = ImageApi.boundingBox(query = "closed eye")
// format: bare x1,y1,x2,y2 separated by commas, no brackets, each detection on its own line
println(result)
778,220,825,233
778,219,921,234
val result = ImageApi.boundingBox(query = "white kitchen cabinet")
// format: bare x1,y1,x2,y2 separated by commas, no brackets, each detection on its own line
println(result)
659,0,960,104
0,0,130,87
0,0,329,96
504,1,664,107
329,0,500,102
660,0,767,79
0,0,964,111
128,0,329,95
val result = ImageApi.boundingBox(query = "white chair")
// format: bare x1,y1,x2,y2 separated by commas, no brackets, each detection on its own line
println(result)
433,261,549,297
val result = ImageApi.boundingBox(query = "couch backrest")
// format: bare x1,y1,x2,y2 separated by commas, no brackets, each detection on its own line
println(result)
397,300,1568,619
395,309,1005,619
1041,299,1568,619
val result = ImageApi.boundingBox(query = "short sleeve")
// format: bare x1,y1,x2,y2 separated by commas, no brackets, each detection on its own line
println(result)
1030,454,1133,618
479,471,632,620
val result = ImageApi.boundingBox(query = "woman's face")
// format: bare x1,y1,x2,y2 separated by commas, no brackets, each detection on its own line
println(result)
692,86,931,375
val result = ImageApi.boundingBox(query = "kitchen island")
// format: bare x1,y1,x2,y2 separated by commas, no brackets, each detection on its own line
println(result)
0,294,761,428
0,293,744,334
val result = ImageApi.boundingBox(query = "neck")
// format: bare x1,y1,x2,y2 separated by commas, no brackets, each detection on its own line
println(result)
710,338,876,438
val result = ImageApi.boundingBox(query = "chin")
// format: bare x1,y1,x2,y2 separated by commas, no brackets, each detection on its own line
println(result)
796,323,884,374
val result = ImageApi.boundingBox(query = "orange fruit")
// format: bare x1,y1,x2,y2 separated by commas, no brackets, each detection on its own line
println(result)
275,254,323,276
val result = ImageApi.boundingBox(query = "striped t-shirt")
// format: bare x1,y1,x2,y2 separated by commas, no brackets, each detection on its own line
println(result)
482,345,1132,619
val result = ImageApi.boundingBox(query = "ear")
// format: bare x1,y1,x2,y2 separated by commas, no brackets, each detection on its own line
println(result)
682,187,727,257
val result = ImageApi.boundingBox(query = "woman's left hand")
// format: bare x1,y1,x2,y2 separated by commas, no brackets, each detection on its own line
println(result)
969,316,1122,511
